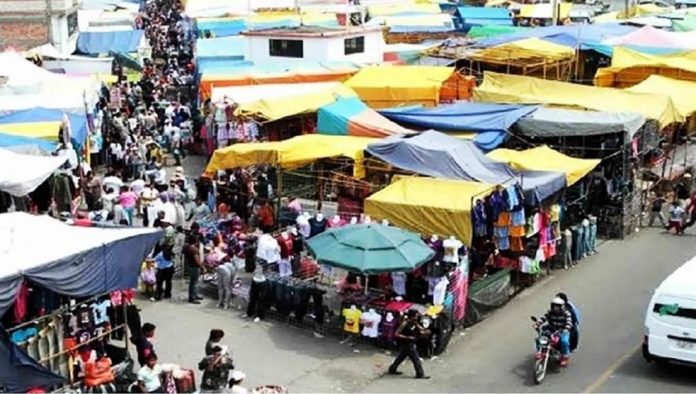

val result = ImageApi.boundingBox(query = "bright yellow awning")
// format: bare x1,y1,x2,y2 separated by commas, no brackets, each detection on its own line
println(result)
235,84,356,122
364,177,496,245
471,38,575,62
344,66,454,108
0,122,61,140
594,47,696,87
627,75,696,118
486,146,600,186
474,71,682,127
205,134,374,178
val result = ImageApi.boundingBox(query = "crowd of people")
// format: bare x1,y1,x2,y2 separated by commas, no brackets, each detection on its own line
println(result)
647,173,696,235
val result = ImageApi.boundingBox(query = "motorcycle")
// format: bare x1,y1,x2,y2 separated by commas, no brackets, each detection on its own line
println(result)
531,316,563,384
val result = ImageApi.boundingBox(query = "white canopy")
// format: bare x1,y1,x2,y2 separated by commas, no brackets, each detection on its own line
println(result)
0,51,100,111
0,212,162,315
0,148,68,197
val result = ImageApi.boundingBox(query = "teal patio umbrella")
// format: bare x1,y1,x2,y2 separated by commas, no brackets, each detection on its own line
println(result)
306,224,435,275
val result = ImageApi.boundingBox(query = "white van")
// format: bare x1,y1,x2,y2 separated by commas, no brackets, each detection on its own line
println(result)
643,256,696,365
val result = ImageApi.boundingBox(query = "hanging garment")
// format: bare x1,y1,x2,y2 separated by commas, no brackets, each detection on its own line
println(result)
342,307,362,334
14,281,29,323
308,217,327,237
391,272,407,296
433,278,449,306
511,209,525,226
296,215,310,238
256,234,281,264
442,238,463,264
360,310,382,338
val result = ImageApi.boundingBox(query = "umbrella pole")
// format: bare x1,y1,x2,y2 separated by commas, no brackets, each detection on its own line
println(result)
364,275,369,295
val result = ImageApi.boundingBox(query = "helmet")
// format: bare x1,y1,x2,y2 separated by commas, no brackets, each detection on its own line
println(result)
551,297,566,308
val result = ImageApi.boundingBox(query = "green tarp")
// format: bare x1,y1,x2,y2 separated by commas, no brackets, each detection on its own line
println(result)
306,224,435,274
468,25,529,39
674,14,696,32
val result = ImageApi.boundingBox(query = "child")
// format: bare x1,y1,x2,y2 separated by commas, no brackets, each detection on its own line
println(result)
666,200,685,235
141,259,157,301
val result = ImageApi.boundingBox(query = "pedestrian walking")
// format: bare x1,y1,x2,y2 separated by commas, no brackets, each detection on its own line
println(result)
387,310,430,379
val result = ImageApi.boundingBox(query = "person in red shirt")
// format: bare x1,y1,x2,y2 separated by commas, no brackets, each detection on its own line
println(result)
682,191,696,231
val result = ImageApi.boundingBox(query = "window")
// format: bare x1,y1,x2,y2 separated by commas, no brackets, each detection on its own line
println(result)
67,12,78,37
344,36,365,55
653,303,696,319
269,39,304,58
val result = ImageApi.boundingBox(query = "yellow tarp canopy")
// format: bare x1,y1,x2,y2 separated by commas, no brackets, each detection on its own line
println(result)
474,71,682,128
471,38,575,62
594,47,696,87
518,3,572,19
205,134,374,178
627,75,696,118
367,3,441,16
344,66,454,108
235,84,356,122
486,146,600,186
364,177,496,245
0,122,61,140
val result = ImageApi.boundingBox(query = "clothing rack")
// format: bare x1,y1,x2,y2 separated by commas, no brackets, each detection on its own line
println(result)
37,323,126,364
8,293,105,333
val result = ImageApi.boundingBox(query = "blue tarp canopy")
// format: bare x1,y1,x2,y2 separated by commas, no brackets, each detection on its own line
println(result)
76,30,144,55
195,36,245,60
0,108,89,146
476,23,636,50
380,102,538,150
0,132,58,153
0,212,162,316
0,326,64,392
456,6,513,26
367,130,566,203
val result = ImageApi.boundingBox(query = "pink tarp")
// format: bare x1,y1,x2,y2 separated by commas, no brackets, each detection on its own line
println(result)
604,26,696,49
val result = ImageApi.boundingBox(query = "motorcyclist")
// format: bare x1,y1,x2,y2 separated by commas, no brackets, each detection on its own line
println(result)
556,292,580,352
538,297,573,367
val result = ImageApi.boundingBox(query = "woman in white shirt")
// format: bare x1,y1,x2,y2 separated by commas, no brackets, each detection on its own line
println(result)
226,370,248,394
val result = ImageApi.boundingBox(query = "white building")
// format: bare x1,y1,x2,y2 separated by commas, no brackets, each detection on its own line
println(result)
243,26,385,65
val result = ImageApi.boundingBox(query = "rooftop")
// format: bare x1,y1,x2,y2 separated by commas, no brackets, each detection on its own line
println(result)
243,25,383,38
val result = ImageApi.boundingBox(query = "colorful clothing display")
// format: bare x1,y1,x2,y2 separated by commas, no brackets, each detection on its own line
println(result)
342,308,362,334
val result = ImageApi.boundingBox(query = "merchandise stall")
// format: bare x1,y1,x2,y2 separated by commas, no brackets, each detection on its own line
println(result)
0,213,161,393
251,223,464,355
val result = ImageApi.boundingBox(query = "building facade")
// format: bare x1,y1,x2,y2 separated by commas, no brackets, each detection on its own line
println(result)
0,0,79,52
243,26,385,65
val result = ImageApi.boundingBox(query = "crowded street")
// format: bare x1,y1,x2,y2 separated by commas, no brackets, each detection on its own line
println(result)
3,0,696,391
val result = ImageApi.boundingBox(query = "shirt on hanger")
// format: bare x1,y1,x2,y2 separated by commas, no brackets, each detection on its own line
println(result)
361,311,382,338
255,234,281,263
391,272,406,296
433,277,449,306
442,238,463,263
342,308,362,334
93,300,111,325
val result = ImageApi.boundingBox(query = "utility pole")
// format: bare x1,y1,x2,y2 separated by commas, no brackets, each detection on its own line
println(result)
551,0,559,25
46,0,53,45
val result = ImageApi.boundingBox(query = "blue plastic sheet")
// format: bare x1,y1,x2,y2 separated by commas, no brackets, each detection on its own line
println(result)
0,132,57,153
367,130,566,202
0,108,89,146
195,36,245,59
77,30,144,55
380,102,538,151
476,23,636,50
0,326,64,392
456,6,513,26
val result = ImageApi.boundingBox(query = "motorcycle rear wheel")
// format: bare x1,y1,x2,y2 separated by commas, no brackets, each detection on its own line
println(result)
534,358,547,384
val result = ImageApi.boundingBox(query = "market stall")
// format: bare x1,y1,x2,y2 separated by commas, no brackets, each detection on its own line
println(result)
0,213,162,392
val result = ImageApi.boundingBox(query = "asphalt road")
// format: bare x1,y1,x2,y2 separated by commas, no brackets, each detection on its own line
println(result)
362,228,696,393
